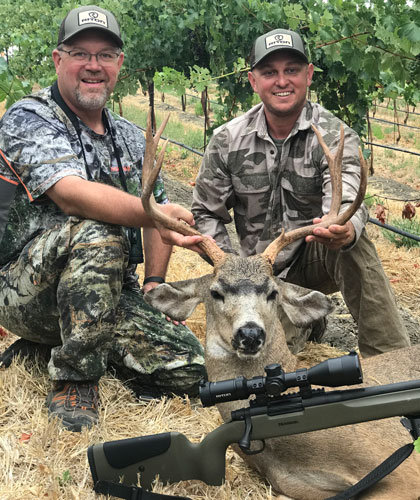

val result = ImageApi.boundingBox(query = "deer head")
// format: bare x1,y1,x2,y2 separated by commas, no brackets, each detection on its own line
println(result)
141,109,367,374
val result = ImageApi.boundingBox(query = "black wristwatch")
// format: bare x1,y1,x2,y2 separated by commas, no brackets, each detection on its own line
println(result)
143,276,165,286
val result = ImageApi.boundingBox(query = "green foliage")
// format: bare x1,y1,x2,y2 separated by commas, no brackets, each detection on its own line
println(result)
363,193,382,210
154,67,189,96
0,58,31,108
57,469,72,486
415,437,420,454
146,0,420,134
194,100,204,116
382,216,420,249
371,124,384,140
0,0,62,89
0,0,418,136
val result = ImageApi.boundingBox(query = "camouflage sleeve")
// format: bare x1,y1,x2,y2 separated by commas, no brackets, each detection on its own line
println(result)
192,130,235,252
319,126,368,248
0,105,85,200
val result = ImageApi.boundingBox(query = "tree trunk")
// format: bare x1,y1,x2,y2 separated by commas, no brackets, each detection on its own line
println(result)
148,81,156,134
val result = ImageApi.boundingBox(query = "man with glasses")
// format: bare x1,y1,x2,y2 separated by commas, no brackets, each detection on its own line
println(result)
0,5,206,432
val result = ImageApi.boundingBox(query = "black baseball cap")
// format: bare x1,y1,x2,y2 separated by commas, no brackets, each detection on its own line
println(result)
250,28,308,69
57,5,123,48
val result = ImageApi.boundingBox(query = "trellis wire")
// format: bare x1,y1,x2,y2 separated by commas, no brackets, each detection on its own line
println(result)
369,116,420,131
365,142,420,157
374,104,420,117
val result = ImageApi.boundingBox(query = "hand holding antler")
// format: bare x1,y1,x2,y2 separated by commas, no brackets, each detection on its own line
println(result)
303,124,364,249
141,108,226,264
140,109,205,253
156,204,203,252
262,124,367,264
306,216,356,249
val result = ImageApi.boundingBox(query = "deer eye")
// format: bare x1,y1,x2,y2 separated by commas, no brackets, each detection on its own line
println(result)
267,290,278,301
211,290,224,302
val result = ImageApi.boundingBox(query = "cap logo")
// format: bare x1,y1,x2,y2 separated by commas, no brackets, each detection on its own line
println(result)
78,10,108,28
265,33,293,49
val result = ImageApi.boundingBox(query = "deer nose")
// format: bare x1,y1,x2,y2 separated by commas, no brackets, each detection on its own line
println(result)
233,322,266,353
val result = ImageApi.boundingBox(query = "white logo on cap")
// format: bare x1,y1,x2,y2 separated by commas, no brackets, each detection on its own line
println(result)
78,11,108,28
265,33,293,49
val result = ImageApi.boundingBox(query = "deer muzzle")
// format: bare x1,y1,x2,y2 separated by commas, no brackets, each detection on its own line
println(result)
232,321,266,355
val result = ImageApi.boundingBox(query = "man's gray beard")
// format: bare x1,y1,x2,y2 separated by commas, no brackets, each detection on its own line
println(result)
74,88,109,110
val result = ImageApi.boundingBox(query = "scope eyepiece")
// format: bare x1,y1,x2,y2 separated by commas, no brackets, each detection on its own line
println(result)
199,375,266,407
199,376,248,407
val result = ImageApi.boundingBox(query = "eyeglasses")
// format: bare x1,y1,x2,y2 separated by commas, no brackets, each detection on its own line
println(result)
58,49,120,64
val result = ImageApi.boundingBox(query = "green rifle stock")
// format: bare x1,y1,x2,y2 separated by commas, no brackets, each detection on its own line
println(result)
88,379,420,490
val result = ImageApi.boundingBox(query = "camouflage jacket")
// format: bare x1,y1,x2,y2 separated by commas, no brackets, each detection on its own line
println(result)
192,101,368,275
0,86,167,266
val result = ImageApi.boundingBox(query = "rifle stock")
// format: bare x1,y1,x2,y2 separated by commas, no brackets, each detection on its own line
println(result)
88,421,245,488
88,381,420,490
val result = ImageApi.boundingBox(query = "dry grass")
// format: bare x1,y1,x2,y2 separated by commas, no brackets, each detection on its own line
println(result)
0,246,347,500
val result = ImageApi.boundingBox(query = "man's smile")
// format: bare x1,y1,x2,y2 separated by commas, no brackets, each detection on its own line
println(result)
273,91,292,97
81,78,105,85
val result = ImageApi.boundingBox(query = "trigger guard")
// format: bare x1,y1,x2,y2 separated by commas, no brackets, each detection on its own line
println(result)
240,439,265,455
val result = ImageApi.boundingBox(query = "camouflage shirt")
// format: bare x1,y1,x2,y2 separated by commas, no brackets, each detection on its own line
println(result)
0,86,168,266
192,101,368,275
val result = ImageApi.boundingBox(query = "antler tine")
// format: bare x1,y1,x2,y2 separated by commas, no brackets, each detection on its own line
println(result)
141,107,226,266
312,124,344,216
262,125,367,265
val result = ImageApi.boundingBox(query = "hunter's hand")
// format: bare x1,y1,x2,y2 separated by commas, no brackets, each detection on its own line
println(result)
305,216,355,250
157,203,204,252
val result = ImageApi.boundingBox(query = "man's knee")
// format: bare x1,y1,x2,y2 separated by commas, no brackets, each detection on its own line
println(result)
69,218,127,253
57,218,128,290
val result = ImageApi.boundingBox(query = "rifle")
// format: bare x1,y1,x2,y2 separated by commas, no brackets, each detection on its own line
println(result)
88,352,420,499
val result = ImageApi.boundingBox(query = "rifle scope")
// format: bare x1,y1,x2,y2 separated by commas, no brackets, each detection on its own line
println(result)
199,351,362,407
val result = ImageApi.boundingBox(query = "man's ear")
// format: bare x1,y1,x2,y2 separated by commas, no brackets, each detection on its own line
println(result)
52,49,62,73
248,71,257,92
144,275,213,321
307,62,314,87
117,51,124,71
274,278,334,327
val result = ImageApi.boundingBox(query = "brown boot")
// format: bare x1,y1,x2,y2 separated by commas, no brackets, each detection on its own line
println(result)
46,381,99,432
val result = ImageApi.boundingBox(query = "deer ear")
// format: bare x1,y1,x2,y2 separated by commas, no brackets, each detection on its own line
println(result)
144,275,213,321
274,279,334,327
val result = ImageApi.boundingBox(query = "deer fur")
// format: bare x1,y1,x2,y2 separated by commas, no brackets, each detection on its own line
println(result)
145,253,420,500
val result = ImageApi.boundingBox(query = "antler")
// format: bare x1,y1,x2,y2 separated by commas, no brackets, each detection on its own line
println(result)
262,124,367,265
141,108,226,266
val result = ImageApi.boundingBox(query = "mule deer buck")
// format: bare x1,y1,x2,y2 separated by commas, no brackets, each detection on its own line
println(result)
141,111,420,499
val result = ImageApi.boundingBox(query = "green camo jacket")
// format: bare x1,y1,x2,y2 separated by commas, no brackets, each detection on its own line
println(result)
192,101,368,275
0,87,168,267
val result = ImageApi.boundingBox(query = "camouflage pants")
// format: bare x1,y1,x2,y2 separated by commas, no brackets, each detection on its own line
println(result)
0,217,205,396
282,229,410,358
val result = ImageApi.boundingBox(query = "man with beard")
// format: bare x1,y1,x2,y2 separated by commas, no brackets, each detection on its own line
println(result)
0,5,206,431
192,28,410,358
